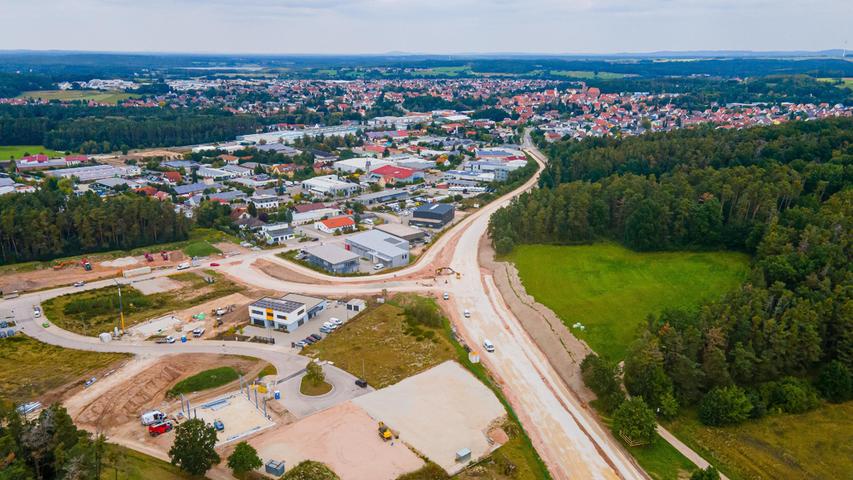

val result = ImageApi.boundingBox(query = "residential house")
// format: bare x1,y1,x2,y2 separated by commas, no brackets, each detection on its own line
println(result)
315,215,355,234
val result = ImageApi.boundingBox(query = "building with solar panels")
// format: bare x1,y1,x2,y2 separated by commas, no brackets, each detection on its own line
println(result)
248,293,326,332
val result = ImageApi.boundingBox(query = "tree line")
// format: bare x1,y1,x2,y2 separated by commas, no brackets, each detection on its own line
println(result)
491,118,852,427
0,178,190,265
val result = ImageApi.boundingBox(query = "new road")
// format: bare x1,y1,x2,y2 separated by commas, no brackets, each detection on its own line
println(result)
5,133,646,480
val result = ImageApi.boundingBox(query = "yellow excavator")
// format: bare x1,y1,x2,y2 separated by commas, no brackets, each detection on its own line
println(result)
378,422,396,441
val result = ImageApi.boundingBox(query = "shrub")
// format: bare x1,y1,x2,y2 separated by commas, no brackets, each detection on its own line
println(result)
227,441,262,476
580,354,625,413
816,360,852,403
283,460,339,480
403,301,442,328
612,397,657,445
698,386,752,426
761,377,820,414
494,236,515,255
690,465,721,480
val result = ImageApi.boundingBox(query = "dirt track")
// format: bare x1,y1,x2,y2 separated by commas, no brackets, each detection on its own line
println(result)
477,235,594,400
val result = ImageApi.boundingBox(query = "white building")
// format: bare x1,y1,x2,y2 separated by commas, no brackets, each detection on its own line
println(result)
333,157,392,174
248,293,326,332
251,194,281,211
300,175,360,197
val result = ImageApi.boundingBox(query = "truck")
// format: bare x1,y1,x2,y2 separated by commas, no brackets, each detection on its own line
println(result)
176,262,190,271
81,258,92,271
148,421,173,436
140,410,166,426
192,327,205,338
144,252,154,262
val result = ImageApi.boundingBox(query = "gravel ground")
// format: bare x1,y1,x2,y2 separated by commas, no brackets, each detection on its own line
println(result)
353,361,505,474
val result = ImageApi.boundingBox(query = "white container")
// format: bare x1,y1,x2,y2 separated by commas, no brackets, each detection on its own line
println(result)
98,332,112,343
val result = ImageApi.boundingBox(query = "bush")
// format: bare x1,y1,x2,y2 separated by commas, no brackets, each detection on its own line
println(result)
494,236,515,255
282,460,339,480
580,354,625,413
403,301,442,328
612,397,657,445
227,441,262,476
690,465,721,480
816,360,852,403
761,377,820,414
698,386,752,426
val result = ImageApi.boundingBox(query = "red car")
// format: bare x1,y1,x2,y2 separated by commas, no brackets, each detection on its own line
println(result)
210,262,220,267
148,421,173,437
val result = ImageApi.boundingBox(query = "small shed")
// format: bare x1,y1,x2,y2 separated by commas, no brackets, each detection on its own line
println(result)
265,460,285,476
455,447,472,463
347,298,367,313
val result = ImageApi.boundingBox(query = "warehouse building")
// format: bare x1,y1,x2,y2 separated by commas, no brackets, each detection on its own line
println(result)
345,230,410,268
375,223,427,243
410,203,455,228
303,244,361,274
353,188,409,206
301,175,360,197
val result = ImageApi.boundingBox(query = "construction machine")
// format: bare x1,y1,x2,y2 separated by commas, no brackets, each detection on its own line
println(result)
378,422,396,441
81,258,92,271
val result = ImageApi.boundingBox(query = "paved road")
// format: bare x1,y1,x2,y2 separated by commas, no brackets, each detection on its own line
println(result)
5,132,648,480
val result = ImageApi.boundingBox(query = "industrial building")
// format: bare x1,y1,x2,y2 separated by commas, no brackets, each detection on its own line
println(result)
345,230,410,268
303,244,361,274
301,175,360,197
410,203,455,228
248,294,326,332
374,223,427,243
353,188,409,206
45,164,122,182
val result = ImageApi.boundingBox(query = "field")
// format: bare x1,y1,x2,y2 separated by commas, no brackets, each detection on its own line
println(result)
0,144,65,160
301,300,456,388
18,89,139,104
817,77,853,90
41,270,242,335
101,443,199,480
666,404,853,480
508,243,749,360
300,375,333,396
549,70,627,79
166,366,240,397
415,66,472,77
0,334,129,401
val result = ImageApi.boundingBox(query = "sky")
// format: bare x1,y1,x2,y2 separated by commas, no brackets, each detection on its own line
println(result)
0,0,849,54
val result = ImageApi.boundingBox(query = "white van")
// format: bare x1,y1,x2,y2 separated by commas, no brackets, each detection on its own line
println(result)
463,309,470,318
443,292,449,300
483,339,495,353
140,410,166,426
176,262,190,270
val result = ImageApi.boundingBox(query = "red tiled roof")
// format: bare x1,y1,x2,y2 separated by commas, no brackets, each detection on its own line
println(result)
320,216,355,229
293,202,328,213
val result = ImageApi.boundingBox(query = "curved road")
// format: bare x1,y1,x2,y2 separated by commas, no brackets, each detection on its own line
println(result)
5,132,645,480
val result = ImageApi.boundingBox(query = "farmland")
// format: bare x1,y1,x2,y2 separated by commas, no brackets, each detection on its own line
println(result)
0,334,129,401
508,243,749,360
549,70,628,79
0,144,65,160
18,89,140,104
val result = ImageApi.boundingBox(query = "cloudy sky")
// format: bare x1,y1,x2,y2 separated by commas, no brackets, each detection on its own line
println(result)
1,0,849,54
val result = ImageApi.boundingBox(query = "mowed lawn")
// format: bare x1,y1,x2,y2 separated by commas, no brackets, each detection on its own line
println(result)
0,145,65,160
665,403,853,480
509,243,749,360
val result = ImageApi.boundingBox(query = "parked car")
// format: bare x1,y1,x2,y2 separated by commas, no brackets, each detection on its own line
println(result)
483,339,495,353
319,326,332,334
355,378,368,388
303,337,316,344
463,309,470,318
33,307,41,318
213,420,224,431
373,263,384,270
148,421,173,437
164,335,176,344
210,262,220,267
73,281,86,287
443,292,449,300
192,328,205,338
330,318,343,326
309,333,322,342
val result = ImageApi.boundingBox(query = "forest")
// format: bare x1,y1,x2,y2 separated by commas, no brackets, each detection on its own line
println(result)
0,178,190,264
0,104,261,153
491,117,853,424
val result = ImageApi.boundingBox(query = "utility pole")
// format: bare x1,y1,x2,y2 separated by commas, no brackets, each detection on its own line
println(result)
115,280,125,332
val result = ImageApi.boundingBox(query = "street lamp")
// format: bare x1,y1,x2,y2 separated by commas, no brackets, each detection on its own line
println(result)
113,280,125,334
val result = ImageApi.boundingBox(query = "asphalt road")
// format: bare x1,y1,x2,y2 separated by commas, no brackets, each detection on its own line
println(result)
4,132,647,480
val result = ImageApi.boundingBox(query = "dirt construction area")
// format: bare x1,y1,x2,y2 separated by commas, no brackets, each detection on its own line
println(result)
249,401,424,480
185,391,275,446
353,360,506,474
64,354,262,432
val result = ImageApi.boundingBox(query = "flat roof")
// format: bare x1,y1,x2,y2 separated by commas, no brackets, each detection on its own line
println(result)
354,188,408,202
304,244,360,265
250,297,304,313
375,223,426,239
346,230,409,257
282,293,325,312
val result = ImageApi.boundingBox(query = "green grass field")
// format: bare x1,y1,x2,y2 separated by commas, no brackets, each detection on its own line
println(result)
0,335,129,401
166,366,240,397
18,89,139,104
817,77,853,90
101,443,201,480
508,243,749,360
0,145,65,160
182,240,222,257
665,404,853,480
302,299,456,388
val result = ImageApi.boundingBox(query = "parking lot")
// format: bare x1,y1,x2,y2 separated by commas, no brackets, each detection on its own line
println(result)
242,301,358,349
